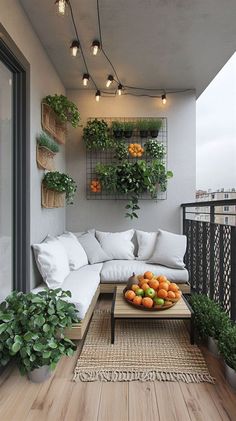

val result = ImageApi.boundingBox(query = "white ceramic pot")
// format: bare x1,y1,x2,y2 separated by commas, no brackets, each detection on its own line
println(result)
27,365,51,383
207,336,220,357
224,362,236,390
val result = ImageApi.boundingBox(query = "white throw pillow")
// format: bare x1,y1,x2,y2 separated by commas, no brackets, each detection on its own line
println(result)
148,230,187,269
136,230,157,260
57,232,88,270
75,231,110,264
32,236,70,288
96,230,135,260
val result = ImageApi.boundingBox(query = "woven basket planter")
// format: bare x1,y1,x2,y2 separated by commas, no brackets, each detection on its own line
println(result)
41,103,66,145
41,184,65,208
37,145,56,171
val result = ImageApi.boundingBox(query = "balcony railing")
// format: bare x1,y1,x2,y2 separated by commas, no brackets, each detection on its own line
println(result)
181,199,236,321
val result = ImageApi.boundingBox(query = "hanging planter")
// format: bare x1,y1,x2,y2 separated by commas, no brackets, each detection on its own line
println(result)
148,119,162,138
123,122,135,139
42,184,65,208
111,121,124,139
42,103,67,145
36,131,59,171
136,120,149,138
42,171,77,208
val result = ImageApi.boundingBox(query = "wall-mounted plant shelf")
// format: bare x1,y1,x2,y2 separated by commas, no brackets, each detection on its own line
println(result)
37,145,56,171
41,103,66,145
41,184,65,208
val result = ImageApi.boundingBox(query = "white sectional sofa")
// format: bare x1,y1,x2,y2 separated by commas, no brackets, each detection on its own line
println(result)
32,229,190,339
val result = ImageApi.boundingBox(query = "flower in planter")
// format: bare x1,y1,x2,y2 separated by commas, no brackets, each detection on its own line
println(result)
145,139,165,160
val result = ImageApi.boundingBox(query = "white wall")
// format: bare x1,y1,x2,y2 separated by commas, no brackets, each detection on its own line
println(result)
1,0,66,287
66,90,196,234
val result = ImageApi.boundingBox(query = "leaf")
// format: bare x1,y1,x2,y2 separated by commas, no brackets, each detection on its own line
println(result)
0,324,7,334
48,341,57,349
42,351,51,359
33,343,43,352
11,342,21,354
43,324,50,333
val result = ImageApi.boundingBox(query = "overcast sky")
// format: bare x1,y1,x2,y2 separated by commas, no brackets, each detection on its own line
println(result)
196,52,236,191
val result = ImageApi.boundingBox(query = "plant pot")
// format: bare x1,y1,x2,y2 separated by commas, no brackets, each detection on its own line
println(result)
36,145,56,171
139,130,148,138
42,103,66,145
224,362,236,390
42,184,65,208
150,130,159,138
27,365,51,383
207,336,220,357
113,130,123,139
124,130,133,139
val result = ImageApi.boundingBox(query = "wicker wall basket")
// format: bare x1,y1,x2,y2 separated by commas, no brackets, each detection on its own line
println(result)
41,184,65,208
41,103,66,145
37,145,56,171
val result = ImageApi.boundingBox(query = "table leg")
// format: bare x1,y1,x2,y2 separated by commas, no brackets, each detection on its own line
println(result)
190,314,195,345
111,314,115,344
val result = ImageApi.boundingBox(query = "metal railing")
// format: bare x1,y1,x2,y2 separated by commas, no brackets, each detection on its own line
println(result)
181,199,236,320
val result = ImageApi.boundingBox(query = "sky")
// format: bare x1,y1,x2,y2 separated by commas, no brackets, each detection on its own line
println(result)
196,52,236,191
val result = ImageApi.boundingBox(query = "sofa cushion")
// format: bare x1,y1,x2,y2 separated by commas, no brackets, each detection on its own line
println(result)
100,260,189,283
96,229,135,260
32,263,102,319
136,230,157,260
57,232,88,270
149,229,187,269
76,232,110,264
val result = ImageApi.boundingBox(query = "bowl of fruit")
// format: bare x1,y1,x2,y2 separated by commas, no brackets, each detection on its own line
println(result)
123,271,182,310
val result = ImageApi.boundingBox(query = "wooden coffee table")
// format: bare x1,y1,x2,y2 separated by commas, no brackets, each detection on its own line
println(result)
111,286,195,345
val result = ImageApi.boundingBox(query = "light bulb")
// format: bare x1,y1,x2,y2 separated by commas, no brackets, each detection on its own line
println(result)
70,40,80,57
106,75,114,88
92,40,100,56
118,84,123,96
56,0,67,16
95,90,101,102
161,93,167,105
83,74,90,86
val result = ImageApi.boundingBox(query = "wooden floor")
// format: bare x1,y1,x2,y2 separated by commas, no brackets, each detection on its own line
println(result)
0,295,236,421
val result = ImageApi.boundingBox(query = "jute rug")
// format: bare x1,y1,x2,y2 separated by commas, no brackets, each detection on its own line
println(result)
73,310,214,383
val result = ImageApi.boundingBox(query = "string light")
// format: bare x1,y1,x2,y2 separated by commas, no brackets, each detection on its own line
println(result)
55,0,68,16
70,40,80,57
92,40,101,56
95,90,101,102
83,73,90,86
161,93,167,104
117,84,123,96
106,75,114,88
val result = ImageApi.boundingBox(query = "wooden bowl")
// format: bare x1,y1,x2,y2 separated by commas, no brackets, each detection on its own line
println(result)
123,287,179,311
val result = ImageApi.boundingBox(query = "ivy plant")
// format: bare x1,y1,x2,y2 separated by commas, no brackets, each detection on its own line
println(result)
43,171,77,204
83,119,113,151
44,94,80,128
0,289,79,375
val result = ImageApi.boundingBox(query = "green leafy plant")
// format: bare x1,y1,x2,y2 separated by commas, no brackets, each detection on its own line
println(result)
37,131,59,153
218,324,236,370
136,120,149,131
189,294,231,339
148,119,162,132
145,139,165,160
44,94,80,128
43,171,77,204
114,139,129,161
111,121,124,131
123,122,135,132
83,119,113,151
0,289,79,375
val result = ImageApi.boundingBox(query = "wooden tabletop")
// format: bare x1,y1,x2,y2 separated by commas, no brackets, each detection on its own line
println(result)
113,286,192,319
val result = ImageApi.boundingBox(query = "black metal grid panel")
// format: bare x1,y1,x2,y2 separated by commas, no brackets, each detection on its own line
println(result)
86,117,168,200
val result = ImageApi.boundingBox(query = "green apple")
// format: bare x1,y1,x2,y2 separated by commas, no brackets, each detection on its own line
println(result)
145,288,155,298
136,288,144,297
153,297,164,306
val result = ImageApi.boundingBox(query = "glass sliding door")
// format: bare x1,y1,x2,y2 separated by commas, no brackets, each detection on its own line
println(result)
0,61,13,301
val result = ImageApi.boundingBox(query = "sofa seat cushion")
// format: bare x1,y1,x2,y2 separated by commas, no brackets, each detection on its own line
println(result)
32,263,102,319
100,260,189,284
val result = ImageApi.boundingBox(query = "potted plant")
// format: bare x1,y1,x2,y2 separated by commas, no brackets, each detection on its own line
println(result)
37,131,59,171
42,171,77,208
123,122,135,139
43,94,80,128
114,139,129,161
145,139,165,160
0,289,79,382
218,324,236,389
148,119,162,138
136,120,149,138
111,121,124,139
83,119,113,151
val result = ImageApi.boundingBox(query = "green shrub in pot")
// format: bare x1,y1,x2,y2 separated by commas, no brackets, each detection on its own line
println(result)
148,119,162,137
0,289,79,378
83,119,113,151
123,122,135,138
42,171,77,204
136,120,149,138
111,121,124,139
218,324,236,371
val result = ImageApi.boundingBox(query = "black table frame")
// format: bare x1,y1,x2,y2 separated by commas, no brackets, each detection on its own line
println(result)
111,287,195,345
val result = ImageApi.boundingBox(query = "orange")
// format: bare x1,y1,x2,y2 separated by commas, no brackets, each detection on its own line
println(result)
125,290,136,301
144,271,153,280
142,297,153,308
149,279,159,290
159,282,169,291
175,292,182,300
138,275,145,281
131,284,139,292
167,291,176,299
133,296,142,305
157,275,168,283
157,289,168,299
141,283,150,291
169,283,179,292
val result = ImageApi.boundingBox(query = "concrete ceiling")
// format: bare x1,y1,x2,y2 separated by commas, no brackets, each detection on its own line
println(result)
20,0,236,97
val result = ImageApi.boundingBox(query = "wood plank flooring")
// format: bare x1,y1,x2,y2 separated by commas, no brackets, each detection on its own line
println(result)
0,295,235,421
